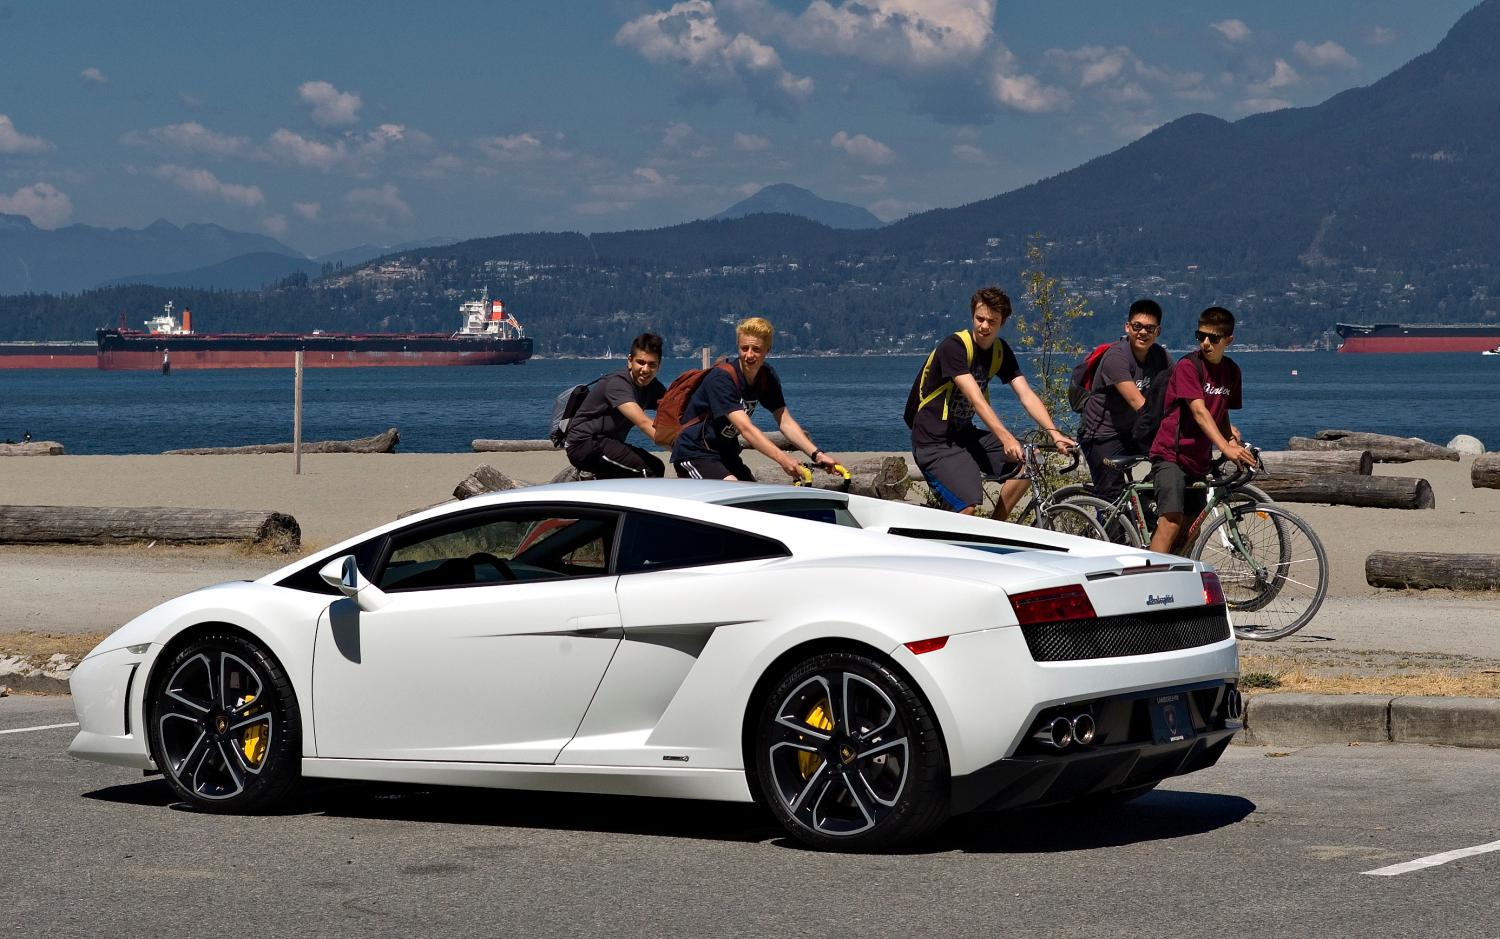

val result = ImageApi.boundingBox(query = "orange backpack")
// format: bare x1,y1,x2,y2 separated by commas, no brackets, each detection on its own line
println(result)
653,362,742,446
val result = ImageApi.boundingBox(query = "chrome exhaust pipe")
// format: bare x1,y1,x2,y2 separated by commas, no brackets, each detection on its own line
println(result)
1070,713,1096,746
1033,716,1074,749
1225,687,1244,721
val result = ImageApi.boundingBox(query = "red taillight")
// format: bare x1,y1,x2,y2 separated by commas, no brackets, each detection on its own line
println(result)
1008,584,1096,625
904,636,949,655
1202,571,1225,606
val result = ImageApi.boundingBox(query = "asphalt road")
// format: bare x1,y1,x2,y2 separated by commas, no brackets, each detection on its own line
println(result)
4,697,1498,938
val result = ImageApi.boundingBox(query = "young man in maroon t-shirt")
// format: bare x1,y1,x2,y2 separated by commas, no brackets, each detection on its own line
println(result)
1146,306,1256,555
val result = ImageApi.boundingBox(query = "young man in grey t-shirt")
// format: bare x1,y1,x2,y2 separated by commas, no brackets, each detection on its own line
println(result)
1078,299,1170,504
564,333,667,478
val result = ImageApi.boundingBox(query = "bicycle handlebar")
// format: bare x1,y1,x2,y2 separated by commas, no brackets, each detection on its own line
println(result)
1206,446,1261,492
792,463,852,488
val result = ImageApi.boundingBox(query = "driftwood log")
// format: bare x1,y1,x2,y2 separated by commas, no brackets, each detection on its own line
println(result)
0,505,300,551
1473,453,1500,489
0,441,64,456
453,465,529,500
164,427,399,455
1253,474,1434,509
1258,449,1372,477
1366,551,1500,590
1288,430,1459,463
471,439,556,453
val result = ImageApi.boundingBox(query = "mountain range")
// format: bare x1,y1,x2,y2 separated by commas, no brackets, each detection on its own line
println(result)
712,184,882,230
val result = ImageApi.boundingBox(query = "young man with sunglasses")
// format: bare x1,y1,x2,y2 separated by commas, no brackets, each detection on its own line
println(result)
1147,306,1256,555
1078,299,1171,505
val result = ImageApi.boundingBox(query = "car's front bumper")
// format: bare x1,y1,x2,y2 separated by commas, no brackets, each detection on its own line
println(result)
68,645,155,770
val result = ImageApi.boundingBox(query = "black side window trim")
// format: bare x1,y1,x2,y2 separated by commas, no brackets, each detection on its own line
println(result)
373,503,625,592
616,508,790,574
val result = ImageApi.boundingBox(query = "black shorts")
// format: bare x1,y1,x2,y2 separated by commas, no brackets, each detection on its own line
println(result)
674,452,755,482
1081,436,1133,505
1150,458,1206,519
567,437,664,479
913,429,1017,512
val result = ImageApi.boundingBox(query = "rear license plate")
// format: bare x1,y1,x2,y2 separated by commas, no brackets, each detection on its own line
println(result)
1148,693,1193,744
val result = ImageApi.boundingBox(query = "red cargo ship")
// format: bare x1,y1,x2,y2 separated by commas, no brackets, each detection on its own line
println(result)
0,340,97,369
1335,322,1500,353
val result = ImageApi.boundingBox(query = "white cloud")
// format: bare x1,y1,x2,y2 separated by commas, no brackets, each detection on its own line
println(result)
476,132,547,163
1365,26,1397,46
616,1,813,114
662,122,693,147
869,197,926,221
990,44,1070,113
261,214,288,237
298,80,362,126
293,201,321,221
266,129,346,171
733,132,770,151
831,130,895,165
589,166,676,201
1211,19,1251,43
0,182,72,228
343,183,411,222
0,115,53,155
1294,40,1358,70
153,164,265,207
952,143,990,164
122,122,249,158
1047,45,1131,88
1248,59,1300,95
1239,97,1291,115
80,67,108,85
765,0,996,69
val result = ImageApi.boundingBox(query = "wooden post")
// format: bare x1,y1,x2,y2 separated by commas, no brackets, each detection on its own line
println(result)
293,350,304,475
700,346,710,369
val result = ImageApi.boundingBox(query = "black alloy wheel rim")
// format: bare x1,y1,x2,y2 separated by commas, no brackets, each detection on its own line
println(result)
766,671,911,837
156,651,274,800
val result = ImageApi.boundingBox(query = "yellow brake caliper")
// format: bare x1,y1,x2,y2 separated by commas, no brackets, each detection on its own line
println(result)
798,699,834,779
237,694,266,767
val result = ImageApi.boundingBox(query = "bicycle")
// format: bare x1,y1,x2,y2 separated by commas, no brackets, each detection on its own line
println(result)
1059,450,1328,640
973,443,1108,541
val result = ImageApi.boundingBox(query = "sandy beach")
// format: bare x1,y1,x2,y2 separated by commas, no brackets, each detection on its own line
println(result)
3,449,1499,678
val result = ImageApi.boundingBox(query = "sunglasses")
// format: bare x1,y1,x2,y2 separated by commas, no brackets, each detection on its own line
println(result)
1194,330,1229,345
1127,322,1159,333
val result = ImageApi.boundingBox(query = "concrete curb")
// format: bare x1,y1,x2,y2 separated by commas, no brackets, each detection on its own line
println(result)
1240,691,1500,749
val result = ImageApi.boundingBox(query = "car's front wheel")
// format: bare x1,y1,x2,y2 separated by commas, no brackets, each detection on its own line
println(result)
147,632,301,812
753,651,949,851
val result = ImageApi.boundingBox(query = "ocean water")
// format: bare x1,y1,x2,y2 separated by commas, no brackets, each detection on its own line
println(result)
3,352,1497,456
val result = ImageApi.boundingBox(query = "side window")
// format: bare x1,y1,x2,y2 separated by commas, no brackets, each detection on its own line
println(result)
617,512,788,573
378,508,618,592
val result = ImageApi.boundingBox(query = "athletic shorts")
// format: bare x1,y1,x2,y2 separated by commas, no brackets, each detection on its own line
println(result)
913,429,1017,512
566,437,664,479
1081,436,1133,506
674,451,755,482
1149,458,1206,519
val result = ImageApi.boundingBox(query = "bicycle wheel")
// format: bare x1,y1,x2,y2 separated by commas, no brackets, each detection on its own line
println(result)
1040,502,1110,541
1058,494,1140,547
1190,503,1327,641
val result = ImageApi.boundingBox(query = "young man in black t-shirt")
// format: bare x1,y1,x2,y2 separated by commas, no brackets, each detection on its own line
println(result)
1078,299,1171,504
910,287,1075,518
670,316,842,482
564,332,667,479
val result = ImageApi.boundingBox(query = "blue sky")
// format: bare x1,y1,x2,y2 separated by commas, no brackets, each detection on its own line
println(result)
0,0,1479,256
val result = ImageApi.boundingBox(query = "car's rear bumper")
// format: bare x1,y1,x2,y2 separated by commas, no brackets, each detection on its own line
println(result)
949,680,1239,814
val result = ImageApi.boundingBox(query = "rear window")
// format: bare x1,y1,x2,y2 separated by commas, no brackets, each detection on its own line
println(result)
730,498,861,528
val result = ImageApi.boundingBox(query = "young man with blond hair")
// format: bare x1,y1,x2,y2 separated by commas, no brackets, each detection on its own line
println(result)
909,287,1076,518
670,316,843,482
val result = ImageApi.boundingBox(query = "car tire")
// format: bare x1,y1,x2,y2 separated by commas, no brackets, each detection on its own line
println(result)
752,650,949,851
146,632,301,812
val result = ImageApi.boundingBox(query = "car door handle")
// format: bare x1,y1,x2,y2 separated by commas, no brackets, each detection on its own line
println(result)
566,613,621,637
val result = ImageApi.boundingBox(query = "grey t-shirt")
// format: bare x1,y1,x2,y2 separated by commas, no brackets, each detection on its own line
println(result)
564,369,665,447
1079,340,1169,443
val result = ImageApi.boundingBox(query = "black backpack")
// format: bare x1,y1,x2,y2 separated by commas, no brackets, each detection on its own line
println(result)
1133,349,1201,450
547,376,603,448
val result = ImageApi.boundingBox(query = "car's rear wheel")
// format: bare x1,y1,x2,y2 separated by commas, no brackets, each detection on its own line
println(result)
753,651,949,851
147,632,301,812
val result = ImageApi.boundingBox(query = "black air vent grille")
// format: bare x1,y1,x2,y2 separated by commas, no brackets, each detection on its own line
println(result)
1021,606,1230,662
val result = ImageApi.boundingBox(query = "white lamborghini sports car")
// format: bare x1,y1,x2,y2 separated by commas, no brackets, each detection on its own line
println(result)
70,479,1240,851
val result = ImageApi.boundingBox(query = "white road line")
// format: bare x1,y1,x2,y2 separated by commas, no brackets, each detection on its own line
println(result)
0,722,80,736
1363,840,1500,877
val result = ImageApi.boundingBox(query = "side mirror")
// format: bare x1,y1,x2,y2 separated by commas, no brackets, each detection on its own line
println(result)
318,555,390,612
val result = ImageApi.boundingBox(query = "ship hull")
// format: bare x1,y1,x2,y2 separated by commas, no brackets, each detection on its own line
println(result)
1335,323,1500,354
94,331,533,371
